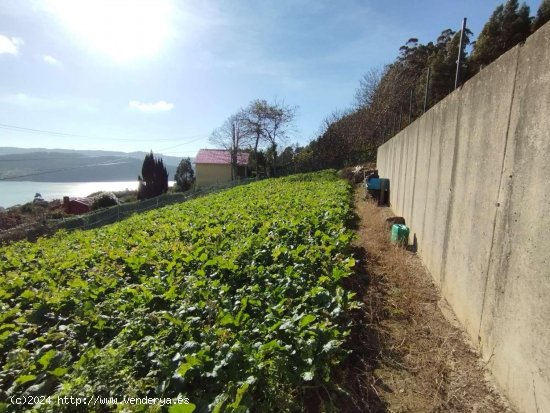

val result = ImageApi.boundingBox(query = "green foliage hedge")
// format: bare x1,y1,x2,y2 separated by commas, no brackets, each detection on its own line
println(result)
0,170,358,412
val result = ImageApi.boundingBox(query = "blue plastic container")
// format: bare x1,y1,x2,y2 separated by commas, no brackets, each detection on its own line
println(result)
366,177,381,190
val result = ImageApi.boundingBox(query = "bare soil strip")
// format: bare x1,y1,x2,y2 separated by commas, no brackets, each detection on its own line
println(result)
340,187,514,412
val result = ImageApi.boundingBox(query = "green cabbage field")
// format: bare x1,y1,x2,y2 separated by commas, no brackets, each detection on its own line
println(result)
0,171,358,412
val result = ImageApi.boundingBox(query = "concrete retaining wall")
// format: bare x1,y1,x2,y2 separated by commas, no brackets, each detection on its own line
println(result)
377,22,550,413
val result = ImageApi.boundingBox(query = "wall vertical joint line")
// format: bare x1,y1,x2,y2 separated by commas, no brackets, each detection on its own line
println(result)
437,96,461,287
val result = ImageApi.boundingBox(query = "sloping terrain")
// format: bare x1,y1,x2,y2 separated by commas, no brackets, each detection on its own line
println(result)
0,171,357,412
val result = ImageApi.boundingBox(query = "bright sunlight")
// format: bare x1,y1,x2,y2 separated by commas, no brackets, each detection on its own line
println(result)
46,0,175,62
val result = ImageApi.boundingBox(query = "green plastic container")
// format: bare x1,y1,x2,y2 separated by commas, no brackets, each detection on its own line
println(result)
391,224,409,245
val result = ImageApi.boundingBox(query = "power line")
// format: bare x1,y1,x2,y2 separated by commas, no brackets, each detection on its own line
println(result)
160,151,200,155
156,137,207,152
0,122,210,143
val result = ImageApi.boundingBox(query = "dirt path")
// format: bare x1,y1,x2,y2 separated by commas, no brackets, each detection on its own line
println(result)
341,187,514,412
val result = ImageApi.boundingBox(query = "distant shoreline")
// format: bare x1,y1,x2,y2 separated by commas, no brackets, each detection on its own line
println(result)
0,180,175,209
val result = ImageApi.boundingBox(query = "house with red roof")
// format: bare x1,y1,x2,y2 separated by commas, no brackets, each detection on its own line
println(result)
194,149,250,187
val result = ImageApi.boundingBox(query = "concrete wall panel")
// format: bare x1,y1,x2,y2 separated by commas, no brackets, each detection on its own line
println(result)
403,123,419,225
440,47,519,340
376,21,550,413
479,23,550,413
412,111,434,258
421,94,459,285
394,131,406,216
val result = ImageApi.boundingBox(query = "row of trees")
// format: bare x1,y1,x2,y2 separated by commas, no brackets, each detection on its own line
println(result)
209,99,297,178
137,152,195,200
137,151,169,200
298,0,550,172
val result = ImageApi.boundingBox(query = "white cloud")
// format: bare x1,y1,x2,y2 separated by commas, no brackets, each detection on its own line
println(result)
42,54,62,66
129,100,174,114
0,35,23,55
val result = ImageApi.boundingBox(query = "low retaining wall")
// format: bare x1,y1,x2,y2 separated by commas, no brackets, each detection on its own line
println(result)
377,22,550,413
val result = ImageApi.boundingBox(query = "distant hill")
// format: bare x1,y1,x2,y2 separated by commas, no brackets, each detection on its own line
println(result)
0,147,185,166
0,149,192,182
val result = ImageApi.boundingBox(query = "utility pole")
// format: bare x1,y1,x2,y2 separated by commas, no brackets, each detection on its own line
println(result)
423,67,431,113
455,17,467,90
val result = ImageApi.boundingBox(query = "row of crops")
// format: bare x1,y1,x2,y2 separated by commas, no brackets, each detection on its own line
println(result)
0,171,359,412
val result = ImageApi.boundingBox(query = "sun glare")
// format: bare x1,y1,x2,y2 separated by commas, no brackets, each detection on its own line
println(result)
47,0,174,62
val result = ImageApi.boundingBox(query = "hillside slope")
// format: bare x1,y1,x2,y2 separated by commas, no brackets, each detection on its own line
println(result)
0,171,357,412
0,149,182,182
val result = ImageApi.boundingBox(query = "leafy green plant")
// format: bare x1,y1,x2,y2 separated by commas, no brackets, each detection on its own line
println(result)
0,170,357,412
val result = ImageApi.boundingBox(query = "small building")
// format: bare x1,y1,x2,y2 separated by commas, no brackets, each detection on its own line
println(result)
194,149,250,187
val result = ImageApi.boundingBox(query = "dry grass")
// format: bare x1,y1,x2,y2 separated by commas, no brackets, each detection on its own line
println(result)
336,186,514,413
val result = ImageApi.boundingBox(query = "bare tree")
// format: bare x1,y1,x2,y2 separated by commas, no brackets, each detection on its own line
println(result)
318,109,346,137
261,99,297,176
240,99,269,177
239,98,297,177
209,113,248,180
211,98,297,178
354,66,384,109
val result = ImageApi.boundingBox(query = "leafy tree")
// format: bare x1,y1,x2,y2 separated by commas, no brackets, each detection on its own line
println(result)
533,0,550,31
137,151,168,200
471,0,531,71
248,149,269,178
293,146,315,172
278,145,296,169
174,157,194,192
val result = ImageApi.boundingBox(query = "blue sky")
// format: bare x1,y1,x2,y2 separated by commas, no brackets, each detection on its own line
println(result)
0,0,541,158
